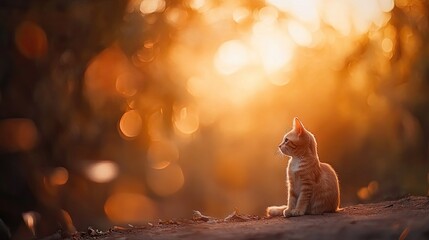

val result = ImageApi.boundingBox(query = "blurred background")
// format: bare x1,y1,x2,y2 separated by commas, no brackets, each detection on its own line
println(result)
0,0,428,238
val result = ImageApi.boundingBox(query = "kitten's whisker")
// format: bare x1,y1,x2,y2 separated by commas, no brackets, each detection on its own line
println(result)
274,149,286,159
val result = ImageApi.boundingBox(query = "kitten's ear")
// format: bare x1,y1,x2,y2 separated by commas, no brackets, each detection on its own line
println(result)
293,117,305,136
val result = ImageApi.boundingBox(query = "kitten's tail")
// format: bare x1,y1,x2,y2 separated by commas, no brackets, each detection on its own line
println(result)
266,205,287,217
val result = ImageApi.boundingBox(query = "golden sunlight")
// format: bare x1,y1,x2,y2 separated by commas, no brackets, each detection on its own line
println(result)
3,0,429,235
267,0,320,27
188,0,209,12
321,0,393,35
165,7,188,27
168,0,397,115
85,161,119,183
214,40,250,75
186,76,207,98
251,23,294,73
380,0,395,12
258,6,279,25
287,20,313,47
232,7,250,23
214,155,248,190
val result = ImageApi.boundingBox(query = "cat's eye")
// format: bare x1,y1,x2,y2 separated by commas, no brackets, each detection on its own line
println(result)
284,138,289,143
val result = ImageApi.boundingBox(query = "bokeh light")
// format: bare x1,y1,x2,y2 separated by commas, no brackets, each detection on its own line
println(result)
251,23,294,73
22,211,38,236
116,72,138,97
84,44,132,106
165,7,188,27
147,110,166,141
188,0,209,12
287,20,313,47
174,107,199,135
85,161,119,183
381,38,394,53
214,40,250,75
232,7,250,23
140,0,166,15
49,167,69,186
119,110,143,138
14,21,47,59
104,193,157,222
61,209,76,233
0,118,38,152
147,140,179,169
357,181,380,200
146,163,185,196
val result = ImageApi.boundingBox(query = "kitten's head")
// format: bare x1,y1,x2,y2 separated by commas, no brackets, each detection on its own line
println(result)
278,117,317,157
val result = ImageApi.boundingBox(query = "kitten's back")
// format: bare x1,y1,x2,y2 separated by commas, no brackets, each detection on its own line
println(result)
309,162,339,214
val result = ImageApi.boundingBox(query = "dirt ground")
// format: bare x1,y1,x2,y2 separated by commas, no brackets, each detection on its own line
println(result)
75,196,429,240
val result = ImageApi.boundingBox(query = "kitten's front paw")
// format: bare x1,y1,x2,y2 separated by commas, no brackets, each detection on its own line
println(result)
282,208,291,217
283,209,304,218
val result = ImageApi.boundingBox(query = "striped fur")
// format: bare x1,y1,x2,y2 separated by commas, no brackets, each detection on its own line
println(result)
267,118,340,218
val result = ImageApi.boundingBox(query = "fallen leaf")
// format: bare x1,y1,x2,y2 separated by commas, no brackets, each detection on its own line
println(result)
192,210,213,222
223,210,250,222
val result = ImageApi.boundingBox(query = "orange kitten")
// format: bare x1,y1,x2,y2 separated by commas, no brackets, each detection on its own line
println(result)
267,118,340,217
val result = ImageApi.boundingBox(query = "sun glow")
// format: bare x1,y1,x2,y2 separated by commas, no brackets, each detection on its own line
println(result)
214,40,250,75
251,23,294,73
171,0,395,109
